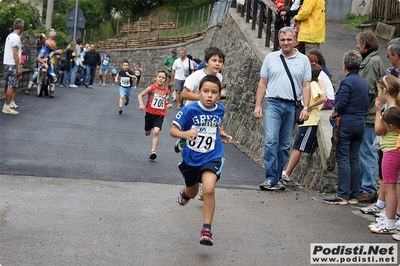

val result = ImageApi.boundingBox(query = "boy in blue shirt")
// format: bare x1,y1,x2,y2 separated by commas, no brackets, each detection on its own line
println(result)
170,75,232,246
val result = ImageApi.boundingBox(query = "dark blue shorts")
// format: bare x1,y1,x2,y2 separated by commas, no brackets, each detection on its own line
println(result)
178,157,224,187
293,126,317,153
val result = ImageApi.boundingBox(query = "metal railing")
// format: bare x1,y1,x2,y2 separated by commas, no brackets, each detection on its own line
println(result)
233,0,285,51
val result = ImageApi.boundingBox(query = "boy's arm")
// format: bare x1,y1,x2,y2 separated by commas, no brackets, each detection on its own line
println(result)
114,73,119,82
219,127,232,144
137,86,152,111
170,124,198,140
182,87,200,101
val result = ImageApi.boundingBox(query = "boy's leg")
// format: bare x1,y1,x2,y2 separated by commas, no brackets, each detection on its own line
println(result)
201,170,218,225
152,127,160,151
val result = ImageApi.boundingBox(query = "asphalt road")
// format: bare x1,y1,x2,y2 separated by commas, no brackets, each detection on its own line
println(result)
0,84,264,187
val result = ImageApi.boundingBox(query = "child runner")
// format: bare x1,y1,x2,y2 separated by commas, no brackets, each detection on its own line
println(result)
281,63,327,186
170,75,232,246
110,62,118,85
137,70,172,160
134,63,143,89
99,50,111,86
369,75,400,234
114,60,137,115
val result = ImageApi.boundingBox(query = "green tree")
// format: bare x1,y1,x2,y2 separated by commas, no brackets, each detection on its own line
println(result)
0,0,41,40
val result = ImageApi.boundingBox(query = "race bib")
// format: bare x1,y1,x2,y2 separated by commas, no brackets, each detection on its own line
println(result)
151,93,165,110
120,77,130,87
103,59,109,66
134,70,141,76
187,126,216,153
111,68,117,74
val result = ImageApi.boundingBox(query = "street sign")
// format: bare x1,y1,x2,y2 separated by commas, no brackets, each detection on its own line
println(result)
66,6,86,28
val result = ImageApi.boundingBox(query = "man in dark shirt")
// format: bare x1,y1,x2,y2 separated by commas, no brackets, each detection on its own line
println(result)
84,44,101,88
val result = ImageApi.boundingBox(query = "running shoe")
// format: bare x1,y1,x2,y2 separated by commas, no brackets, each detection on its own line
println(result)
149,150,157,160
124,97,130,106
2,106,19,115
360,204,384,215
10,101,18,109
200,227,213,246
119,108,123,115
178,188,190,206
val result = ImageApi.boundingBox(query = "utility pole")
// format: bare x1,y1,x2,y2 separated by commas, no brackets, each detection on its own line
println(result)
73,0,79,40
45,0,54,29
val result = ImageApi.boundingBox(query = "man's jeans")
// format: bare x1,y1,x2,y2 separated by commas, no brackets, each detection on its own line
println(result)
85,65,96,85
263,98,296,186
70,64,80,85
336,125,365,200
359,124,378,195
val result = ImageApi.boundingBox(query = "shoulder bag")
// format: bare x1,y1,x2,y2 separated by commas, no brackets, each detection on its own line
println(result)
279,54,304,125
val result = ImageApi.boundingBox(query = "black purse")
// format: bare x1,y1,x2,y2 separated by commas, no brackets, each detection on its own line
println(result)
280,54,304,125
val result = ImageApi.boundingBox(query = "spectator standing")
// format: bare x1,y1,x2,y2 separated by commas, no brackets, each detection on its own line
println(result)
323,50,369,205
84,44,101,88
293,0,326,54
164,48,178,97
70,38,83,87
387,38,400,76
253,26,311,191
356,31,386,203
110,62,118,85
171,47,194,110
2,18,24,115
137,70,172,160
63,40,76,88
369,76,400,234
282,62,326,186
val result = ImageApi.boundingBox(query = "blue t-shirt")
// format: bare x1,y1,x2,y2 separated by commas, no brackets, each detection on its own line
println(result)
173,101,225,166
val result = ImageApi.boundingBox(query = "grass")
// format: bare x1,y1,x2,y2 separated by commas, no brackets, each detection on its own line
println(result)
344,14,370,31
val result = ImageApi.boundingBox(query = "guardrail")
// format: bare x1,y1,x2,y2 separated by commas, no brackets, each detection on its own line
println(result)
233,0,287,51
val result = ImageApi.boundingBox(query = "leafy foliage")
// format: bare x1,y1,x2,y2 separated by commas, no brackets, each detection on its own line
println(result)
0,0,41,41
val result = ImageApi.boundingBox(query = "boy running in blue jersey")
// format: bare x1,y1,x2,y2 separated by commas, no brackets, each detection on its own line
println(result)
170,75,232,246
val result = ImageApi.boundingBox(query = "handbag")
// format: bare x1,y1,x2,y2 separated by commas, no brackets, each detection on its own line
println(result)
279,54,304,125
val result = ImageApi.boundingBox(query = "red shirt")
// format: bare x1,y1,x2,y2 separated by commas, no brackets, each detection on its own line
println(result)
145,84,170,116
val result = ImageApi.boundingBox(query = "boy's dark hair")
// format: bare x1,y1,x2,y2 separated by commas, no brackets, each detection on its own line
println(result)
382,106,400,128
204,47,225,64
122,60,130,65
311,63,321,82
199,75,222,92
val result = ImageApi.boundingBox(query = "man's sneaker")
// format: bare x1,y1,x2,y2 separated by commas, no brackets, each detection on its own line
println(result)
89,85,92,88
323,194,348,205
359,192,376,203
348,198,359,205
149,150,157,160
84,83,88,88
24,89,30,95
259,180,285,191
174,139,185,153
393,232,400,241
119,108,123,115
178,188,190,206
10,101,18,109
124,97,130,106
369,223,396,234
49,91,54,98
200,228,213,246
2,106,19,115
360,204,384,215
69,84,78,88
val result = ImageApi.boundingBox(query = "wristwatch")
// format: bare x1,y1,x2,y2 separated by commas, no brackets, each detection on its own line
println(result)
304,106,311,112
